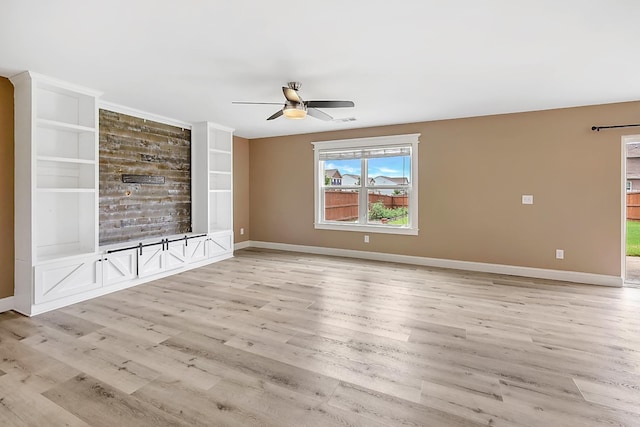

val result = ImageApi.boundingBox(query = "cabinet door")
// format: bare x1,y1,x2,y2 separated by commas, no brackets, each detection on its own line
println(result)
138,245,165,278
208,233,232,258
166,241,188,271
34,255,101,304
103,249,138,287
186,236,208,264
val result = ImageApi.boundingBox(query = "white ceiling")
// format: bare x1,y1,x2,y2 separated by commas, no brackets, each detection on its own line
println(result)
1,1,639,139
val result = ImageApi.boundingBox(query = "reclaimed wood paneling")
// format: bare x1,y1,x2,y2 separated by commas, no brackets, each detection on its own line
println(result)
99,110,191,245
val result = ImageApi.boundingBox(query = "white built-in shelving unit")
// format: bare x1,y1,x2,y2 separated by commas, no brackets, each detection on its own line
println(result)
13,72,100,263
11,73,235,316
11,72,101,314
192,122,234,255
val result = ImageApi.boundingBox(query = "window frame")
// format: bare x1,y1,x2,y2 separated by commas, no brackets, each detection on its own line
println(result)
312,133,420,235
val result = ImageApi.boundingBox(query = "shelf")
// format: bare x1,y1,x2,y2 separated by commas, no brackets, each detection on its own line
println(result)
36,82,97,128
37,159,95,190
37,188,96,193
209,150,232,173
209,170,232,191
209,148,232,155
36,191,96,263
37,156,95,165
37,119,96,133
36,126,96,161
208,191,232,231
209,127,232,152
37,246,97,263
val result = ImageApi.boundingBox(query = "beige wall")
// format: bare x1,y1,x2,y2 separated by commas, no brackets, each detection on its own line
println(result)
1,72,637,300
234,136,250,243
0,77,14,298
250,101,640,277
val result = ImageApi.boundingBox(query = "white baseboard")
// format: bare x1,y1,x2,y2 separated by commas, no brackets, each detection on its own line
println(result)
0,296,14,313
247,241,623,287
234,240,251,251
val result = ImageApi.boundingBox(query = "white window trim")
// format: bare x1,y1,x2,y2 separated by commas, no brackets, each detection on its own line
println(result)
312,133,420,235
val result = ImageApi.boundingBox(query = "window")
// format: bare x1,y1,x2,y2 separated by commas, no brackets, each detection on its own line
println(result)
312,134,419,235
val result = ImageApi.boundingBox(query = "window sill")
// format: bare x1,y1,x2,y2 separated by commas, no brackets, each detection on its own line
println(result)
314,223,418,235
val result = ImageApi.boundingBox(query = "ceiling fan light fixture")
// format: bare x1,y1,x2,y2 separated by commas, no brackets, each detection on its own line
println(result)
283,103,307,119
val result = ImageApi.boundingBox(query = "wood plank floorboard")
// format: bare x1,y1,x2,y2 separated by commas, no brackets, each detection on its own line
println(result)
1,247,640,426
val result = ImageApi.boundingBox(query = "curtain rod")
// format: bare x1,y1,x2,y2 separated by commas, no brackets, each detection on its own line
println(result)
591,123,640,132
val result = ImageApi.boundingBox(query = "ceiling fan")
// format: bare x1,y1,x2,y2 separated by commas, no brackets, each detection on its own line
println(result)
233,82,355,121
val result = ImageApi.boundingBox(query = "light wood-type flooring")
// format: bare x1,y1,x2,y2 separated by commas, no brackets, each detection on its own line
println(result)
1,248,640,426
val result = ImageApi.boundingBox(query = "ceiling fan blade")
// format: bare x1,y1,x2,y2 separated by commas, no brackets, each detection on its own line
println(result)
232,101,284,105
266,109,284,121
307,107,333,121
282,87,302,103
306,100,355,108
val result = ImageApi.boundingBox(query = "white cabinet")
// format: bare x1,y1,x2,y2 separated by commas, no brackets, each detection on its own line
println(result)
138,242,171,278
192,122,234,237
185,235,209,263
11,72,101,315
34,255,102,304
166,240,189,270
208,232,234,259
102,249,138,287
137,236,209,278
168,234,209,265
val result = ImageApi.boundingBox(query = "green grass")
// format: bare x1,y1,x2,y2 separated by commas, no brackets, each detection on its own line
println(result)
389,216,408,225
627,220,640,256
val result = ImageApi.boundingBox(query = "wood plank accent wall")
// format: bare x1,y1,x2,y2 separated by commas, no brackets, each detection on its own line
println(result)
99,109,191,245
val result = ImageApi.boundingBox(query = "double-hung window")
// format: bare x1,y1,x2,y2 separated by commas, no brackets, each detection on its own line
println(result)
312,134,419,235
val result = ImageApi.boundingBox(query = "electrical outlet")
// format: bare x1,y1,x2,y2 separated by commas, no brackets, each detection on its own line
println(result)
240,228,244,235
364,235,369,243
556,249,564,259
522,195,534,205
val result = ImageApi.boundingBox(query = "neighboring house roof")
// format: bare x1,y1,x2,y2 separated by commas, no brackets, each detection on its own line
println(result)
341,174,360,185
386,176,409,185
323,173,408,185
324,169,342,179
373,176,409,185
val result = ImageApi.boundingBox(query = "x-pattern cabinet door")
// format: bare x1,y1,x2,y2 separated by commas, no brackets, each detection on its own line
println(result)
166,240,188,270
137,245,165,278
186,236,208,263
34,255,102,304
208,233,232,258
102,249,138,287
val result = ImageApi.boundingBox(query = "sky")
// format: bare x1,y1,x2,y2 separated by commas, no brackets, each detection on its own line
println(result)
324,156,410,179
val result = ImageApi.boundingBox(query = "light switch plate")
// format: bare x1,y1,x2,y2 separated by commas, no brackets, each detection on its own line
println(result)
556,249,564,259
522,195,534,205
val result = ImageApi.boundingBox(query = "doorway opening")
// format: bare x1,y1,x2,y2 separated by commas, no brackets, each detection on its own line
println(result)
624,135,640,285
